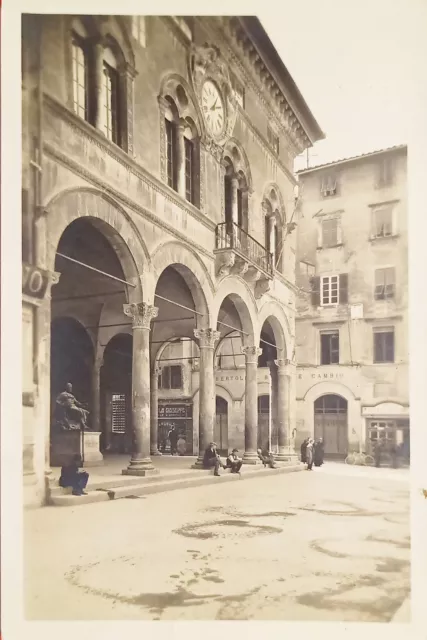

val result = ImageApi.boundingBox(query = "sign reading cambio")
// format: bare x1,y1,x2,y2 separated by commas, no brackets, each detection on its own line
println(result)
22,263,49,300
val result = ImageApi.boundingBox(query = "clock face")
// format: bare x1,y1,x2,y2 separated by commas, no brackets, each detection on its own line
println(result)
201,80,225,136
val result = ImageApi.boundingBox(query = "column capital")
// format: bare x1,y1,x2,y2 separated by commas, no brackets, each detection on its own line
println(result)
123,303,158,329
242,345,263,363
275,358,295,372
194,328,220,349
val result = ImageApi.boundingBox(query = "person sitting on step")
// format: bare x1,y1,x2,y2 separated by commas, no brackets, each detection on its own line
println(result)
59,454,89,496
225,448,243,474
203,442,226,476
257,448,277,468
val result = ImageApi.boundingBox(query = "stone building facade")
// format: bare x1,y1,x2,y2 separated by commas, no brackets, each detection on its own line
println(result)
295,145,409,460
21,14,323,506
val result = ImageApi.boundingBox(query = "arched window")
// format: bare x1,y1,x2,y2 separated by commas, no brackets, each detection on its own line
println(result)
68,18,136,153
102,47,119,144
71,20,89,121
164,100,178,191
159,80,202,207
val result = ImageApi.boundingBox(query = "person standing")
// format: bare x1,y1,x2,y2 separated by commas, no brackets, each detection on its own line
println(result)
226,448,243,474
300,438,308,464
305,438,314,470
168,425,178,456
374,441,382,468
314,438,325,467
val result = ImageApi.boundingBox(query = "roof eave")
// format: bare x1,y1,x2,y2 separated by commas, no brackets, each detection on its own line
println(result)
237,16,325,145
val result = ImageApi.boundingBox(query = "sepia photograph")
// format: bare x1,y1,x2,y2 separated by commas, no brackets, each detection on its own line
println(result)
2,0,427,635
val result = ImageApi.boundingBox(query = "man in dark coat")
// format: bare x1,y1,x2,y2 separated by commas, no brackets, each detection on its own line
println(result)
300,438,309,464
314,438,325,467
59,454,89,496
203,442,225,476
168,426,178,455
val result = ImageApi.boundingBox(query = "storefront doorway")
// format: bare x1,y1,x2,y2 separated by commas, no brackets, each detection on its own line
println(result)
314,394,348,458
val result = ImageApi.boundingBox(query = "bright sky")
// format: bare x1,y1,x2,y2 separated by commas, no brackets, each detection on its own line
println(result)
258,0,423,170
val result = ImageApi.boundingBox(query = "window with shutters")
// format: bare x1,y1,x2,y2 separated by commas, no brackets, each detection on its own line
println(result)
184,137,194,203
321,218,339,247
372,206,393,238
376,157,394,188
373,328,395,363
374,267,395,300
159,365,183,390
320,331,340,365
111,393,126,433
312,274,348,306
320,174,338,197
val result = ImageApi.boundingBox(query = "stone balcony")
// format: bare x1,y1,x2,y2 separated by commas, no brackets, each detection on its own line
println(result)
214,222,273,298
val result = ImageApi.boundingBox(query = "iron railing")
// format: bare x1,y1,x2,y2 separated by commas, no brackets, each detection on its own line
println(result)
215,222,273,276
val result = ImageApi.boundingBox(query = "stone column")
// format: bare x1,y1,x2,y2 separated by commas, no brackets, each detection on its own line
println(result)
91,356,103,434
268,214,277,269
274,359,299,463
177,120,186,198
94,42,106,134
118,62,136,154
231,177,239,225
150,363,162,456
122,303,159,476
192,328,220,468
242,346,263,464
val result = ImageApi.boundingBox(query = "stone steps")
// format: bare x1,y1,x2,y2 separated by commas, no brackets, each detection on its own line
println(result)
48,463,304,507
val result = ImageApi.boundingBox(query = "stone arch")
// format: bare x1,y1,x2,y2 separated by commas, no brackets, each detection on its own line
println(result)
99,16,136,69
222,137,253,191
44,188,150,303
213,276,258,346
262,182,286,222
149,241,214,325
257,300,292,359
159,73,204,136
215,385,234,406
303,382,357,403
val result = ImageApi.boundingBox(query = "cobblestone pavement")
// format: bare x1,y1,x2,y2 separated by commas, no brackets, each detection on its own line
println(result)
24,462,410,621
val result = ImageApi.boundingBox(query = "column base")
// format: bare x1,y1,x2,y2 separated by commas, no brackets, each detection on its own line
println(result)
275,448,300,465
242,451,262,465
122,456,159,476
191,456,206,469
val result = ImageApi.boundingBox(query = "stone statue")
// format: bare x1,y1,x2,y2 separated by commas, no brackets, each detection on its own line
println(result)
54,382,91,431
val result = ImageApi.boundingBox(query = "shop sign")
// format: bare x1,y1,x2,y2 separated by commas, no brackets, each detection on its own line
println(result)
298,370,345,381
158,404,191,419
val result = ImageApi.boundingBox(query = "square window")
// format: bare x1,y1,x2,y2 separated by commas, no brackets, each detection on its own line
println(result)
373,207,393,238
321,174,338,197
320,331,340,365
322,218,338,247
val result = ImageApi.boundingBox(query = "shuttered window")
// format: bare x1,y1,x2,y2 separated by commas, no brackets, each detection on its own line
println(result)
374,267,395,300
311,274,348,306
159,365,183,390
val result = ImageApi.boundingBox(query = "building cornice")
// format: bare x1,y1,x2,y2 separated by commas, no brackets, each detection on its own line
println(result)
44,93,217,233
200,18,314,156
43,142,216,263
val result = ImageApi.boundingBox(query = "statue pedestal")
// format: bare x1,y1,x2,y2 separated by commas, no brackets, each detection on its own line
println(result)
50,431,104,467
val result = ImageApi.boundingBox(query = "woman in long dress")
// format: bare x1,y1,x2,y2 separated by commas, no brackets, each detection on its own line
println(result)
314,438,325,467
305,439,314,470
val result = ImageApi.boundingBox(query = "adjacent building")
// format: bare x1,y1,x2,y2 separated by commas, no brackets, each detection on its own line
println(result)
21,14,323,506
295,145,409,460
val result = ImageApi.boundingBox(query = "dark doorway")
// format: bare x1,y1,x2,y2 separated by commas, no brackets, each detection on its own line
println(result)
314,394,348,458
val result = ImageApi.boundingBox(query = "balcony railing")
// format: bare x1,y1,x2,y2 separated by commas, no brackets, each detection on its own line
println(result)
215,222,273,277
